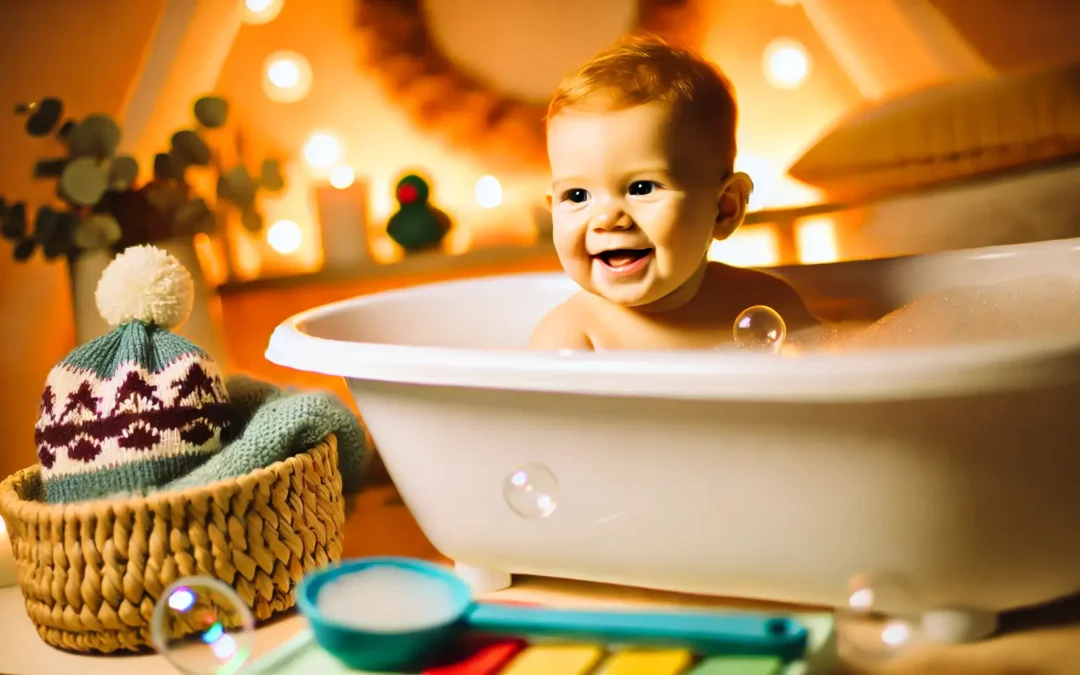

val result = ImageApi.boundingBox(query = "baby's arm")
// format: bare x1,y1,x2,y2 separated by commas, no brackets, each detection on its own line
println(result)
528,302,594,350
740,270,819,332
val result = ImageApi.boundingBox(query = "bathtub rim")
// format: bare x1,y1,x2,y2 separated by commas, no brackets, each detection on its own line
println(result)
266,247,1080,403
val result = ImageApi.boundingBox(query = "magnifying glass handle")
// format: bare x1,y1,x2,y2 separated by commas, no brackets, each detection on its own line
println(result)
466,603,808,661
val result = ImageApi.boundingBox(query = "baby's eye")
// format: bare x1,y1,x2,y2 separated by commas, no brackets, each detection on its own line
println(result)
628,180,660,196
561,188,590,204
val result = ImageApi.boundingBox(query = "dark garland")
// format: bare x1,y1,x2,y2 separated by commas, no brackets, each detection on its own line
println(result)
354,0,705,172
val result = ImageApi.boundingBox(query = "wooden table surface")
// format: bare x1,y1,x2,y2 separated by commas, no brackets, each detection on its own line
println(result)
1,480,1079,675
0,483,815,675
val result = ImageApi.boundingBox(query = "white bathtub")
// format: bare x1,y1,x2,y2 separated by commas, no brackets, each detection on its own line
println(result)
266,237,1080,640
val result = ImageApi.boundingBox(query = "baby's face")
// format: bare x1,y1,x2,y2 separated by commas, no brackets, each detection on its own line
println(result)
547,100,724,308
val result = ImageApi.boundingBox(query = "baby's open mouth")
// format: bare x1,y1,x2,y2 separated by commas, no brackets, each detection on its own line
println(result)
594,248,654,274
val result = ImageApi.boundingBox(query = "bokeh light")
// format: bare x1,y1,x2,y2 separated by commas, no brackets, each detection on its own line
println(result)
329,166,356,189
474,175,503,208
303,132,342,169
763,38,811,89
243,0,284,25
262,51,312,103
267,219,303,254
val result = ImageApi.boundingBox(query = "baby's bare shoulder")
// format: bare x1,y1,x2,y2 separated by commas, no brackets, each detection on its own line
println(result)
528,293,595,350
705,263,818,327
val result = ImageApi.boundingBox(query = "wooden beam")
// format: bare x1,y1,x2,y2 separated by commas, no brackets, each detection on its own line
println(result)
117,0,243,168
800,0,993,101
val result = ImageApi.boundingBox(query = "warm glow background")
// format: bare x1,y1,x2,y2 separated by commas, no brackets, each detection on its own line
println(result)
215,0,861,273
2,0,1078,481
0,0,165,480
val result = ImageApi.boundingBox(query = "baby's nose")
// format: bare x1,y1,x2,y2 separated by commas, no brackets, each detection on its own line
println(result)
590,210,633,231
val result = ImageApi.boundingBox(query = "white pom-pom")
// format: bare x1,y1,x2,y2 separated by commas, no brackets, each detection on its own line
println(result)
95,245,194,328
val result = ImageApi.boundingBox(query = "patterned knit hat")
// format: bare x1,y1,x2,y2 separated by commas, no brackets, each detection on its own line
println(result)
34,245,235,504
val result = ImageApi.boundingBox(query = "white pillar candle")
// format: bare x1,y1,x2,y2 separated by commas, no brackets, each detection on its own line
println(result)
316,181,372,272
0,517,17,587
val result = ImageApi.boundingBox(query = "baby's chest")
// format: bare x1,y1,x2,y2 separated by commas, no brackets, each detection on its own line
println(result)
586,313,734,351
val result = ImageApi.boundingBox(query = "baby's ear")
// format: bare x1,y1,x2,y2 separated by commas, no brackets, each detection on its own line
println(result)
713,172,753,241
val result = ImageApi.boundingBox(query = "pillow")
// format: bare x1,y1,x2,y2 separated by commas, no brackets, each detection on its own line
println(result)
788,63,1080,201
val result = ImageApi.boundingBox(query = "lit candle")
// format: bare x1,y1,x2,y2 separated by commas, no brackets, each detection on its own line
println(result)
316,177,371,271
0,517,17,587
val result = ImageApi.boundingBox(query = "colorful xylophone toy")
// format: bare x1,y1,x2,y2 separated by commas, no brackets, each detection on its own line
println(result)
246,608,836,674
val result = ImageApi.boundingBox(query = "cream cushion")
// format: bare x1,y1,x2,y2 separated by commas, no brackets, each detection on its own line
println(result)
788,64,1080,200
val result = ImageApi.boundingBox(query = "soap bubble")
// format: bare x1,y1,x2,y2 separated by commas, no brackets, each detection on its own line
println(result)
733,305,786,352
151,576,255,675
835,572,924,669
503,463,559,519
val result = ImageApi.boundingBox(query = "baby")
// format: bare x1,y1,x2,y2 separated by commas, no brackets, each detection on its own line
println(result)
530,37,817,350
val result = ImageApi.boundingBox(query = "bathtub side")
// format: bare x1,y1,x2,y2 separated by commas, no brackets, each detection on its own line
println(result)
351,377,1080,614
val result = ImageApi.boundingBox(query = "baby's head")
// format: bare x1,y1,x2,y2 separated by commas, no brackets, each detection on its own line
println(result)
546,36,751,309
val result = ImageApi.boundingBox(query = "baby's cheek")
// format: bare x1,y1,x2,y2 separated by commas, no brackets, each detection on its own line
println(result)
551,218,586,256
552,237,591,285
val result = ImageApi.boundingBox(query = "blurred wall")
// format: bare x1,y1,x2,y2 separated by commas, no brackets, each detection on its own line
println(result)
1,0,1077,482
215,0,863,274
931,0,1080,70
0,0,165,481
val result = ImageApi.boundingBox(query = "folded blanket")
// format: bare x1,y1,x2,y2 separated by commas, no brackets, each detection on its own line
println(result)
163,375,366,493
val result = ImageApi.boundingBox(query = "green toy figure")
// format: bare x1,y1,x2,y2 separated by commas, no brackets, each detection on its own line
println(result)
386,174,452,253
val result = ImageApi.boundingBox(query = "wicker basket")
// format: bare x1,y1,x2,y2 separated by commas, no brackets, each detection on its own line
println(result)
0,434,345,654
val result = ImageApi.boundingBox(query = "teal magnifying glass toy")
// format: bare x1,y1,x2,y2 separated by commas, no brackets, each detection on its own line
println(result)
297,557,809,672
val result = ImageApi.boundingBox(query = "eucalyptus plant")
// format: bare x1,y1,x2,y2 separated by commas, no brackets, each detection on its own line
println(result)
0,95,285,263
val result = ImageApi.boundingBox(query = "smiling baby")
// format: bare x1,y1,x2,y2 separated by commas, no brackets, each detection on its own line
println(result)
530,36,817,350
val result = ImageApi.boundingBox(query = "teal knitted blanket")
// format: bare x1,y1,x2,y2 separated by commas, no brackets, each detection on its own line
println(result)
162,375,366,494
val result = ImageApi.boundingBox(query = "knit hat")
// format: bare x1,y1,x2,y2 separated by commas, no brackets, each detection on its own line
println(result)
34,245,235,504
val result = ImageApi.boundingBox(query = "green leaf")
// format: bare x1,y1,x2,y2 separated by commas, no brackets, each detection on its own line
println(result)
108,155,139,191
55,119,77,140
259,159,285,191
73,213,122,251
193,96,228,128
66,114,121,159
153,153,174,180
59,157,109,206
33,204,61,241
171,129,211,166
240,207,263,233
13,237,37,261
1,202,27,240
25,98,63,137
220,165,257,209
33,158,68,179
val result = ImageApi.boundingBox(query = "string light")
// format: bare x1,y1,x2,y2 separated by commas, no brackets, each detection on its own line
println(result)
329,166,356,189
474,175,503,208
303,132,342,169
763,38,811,90
262,51,312,103
243,0,284,25
267,219,303,254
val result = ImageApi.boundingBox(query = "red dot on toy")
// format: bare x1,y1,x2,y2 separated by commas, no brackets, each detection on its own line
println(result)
397,184,419,204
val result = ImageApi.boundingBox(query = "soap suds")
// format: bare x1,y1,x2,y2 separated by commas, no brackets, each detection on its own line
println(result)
318,565,462,632
842,275,1080,349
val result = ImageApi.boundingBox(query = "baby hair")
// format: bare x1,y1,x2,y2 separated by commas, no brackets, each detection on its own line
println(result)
548,35,739,169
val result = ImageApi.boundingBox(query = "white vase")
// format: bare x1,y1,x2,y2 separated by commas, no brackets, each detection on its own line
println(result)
69,237,229,366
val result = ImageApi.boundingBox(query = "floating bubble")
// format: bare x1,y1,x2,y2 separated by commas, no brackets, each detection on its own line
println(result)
835,572,923,669
503,463,559,519
733,305,786,352
151,576,255,675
